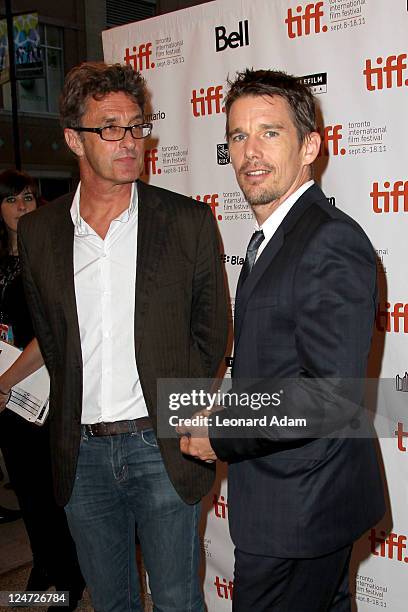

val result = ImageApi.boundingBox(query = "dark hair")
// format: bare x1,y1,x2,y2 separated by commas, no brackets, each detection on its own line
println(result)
0,169,39,256
0,169,39,202
224,69,317,143
59,62,147,129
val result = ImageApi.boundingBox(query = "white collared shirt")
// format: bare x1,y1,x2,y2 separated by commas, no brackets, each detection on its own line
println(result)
70,181,148,424
255,180,314,260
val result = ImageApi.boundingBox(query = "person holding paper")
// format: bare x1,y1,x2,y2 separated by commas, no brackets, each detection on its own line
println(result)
13,63,227,611
0,170,85,607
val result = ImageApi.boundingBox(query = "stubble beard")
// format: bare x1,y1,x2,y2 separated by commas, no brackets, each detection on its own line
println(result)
236,162,281,207
238,178,281,207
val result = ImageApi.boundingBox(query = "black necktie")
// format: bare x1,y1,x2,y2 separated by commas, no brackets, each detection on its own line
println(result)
240,229,265,286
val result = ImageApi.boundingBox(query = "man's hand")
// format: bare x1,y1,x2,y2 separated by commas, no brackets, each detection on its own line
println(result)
177,409,217,462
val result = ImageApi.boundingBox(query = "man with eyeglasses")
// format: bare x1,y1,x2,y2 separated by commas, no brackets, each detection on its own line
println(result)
15,62,228,611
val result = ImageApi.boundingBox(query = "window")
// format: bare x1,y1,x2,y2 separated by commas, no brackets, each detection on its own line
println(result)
38,177,73,202
106,0,156,27
2,24,63,114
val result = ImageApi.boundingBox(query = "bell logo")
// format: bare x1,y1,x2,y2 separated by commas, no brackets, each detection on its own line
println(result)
195,194,221,220
191,86,224,117
363,54,407,91
371,181,408,213
369,529,408,562
319,125,346,156
395,422,408,452
376,302,408,334
213,494,228,519
144,149,160,175
285,2,327,39
214,576,234,599
215,20,249,52
124,43,154,71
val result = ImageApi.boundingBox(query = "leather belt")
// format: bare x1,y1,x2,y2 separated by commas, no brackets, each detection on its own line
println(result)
84,417,153,437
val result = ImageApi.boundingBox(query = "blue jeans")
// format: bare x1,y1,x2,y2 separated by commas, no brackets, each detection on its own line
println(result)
65,428,204,612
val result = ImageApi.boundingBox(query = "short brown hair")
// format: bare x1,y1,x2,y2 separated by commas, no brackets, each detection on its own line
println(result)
59,62,147,128
225,68,317,143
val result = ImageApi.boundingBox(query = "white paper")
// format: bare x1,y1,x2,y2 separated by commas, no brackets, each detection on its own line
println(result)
0,340,49,425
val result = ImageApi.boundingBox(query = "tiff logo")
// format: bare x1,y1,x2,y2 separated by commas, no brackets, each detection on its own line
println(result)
369,529,408,562
285,2,327,39
144,149,160,175
363,54,407,91
124,43,154,71
191,86,224,117
318,125,346,156
213,494,228,519
195,194,220,220
371,181,408,213
214,576,234,599
395,422,408,451
396,372,408,392
215,20,249,52
376,302,408,334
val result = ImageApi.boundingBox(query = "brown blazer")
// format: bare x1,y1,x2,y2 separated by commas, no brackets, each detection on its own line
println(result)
18,180,228,506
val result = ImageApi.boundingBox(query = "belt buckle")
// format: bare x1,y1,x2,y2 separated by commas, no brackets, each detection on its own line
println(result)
101,422,109,435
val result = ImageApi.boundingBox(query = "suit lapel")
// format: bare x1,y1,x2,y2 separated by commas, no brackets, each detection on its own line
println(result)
234,184,324,349
51,183,168,368
134,181,168,358
50,195,83,369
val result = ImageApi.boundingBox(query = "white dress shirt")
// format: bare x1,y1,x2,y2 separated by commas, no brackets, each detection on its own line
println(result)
70,181,148,424
255,180,314,260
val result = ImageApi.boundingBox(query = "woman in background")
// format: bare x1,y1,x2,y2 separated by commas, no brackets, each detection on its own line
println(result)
0,170,84,609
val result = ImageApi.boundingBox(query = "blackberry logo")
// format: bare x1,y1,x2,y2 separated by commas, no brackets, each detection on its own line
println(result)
396,373,408,392
225,357,234,368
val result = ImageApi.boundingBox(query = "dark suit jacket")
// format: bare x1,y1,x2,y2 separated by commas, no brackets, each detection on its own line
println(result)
18,180,228,507
211,183,385,558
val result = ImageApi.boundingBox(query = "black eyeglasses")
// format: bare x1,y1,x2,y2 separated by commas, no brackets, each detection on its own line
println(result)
71,123,153,141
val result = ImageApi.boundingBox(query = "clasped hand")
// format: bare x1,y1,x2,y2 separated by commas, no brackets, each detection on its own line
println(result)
177,408,217,463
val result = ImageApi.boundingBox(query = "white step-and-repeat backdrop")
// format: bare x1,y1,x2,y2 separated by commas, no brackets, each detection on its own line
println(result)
103,1,407,609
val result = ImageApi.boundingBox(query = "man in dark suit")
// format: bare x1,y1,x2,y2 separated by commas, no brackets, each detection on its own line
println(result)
179,69,385,611
14,63,227,611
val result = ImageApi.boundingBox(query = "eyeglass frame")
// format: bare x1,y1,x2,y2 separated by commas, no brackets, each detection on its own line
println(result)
70,122,153,141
